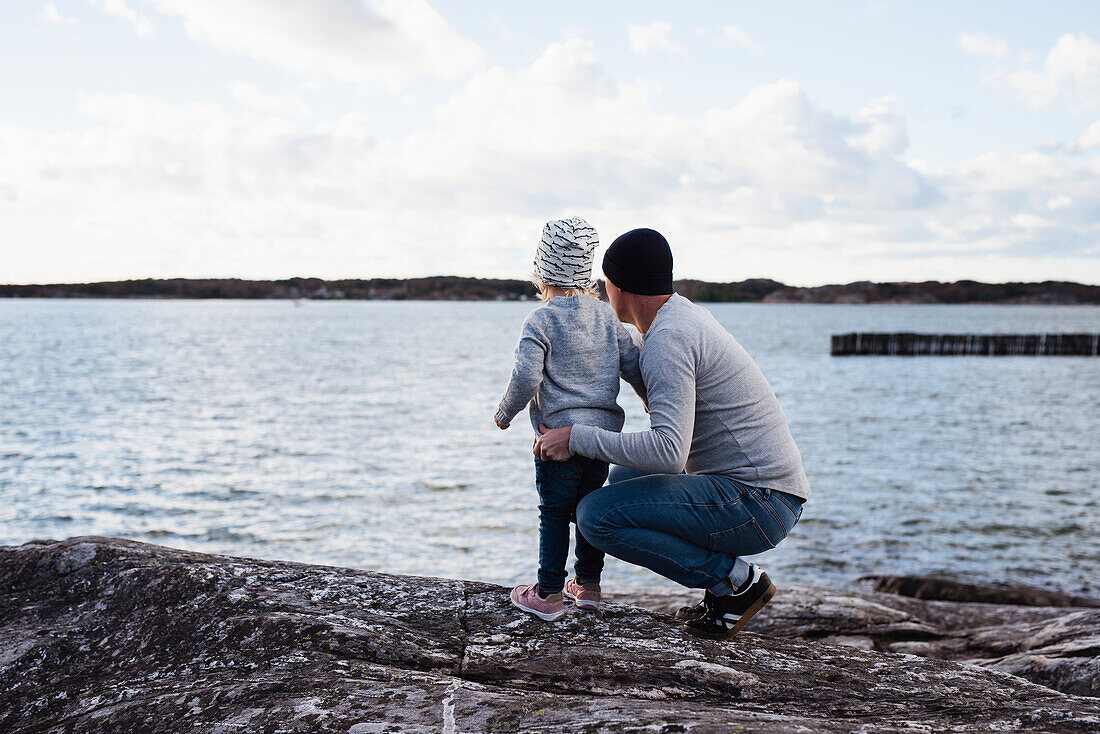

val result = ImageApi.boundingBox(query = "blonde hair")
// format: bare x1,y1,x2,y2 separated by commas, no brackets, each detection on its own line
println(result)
532,275,600,302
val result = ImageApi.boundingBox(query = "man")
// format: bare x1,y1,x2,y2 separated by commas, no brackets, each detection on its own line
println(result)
534,228,810,638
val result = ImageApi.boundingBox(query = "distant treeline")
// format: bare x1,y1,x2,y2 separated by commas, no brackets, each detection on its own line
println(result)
1,277,1098,304
764,280,1100,305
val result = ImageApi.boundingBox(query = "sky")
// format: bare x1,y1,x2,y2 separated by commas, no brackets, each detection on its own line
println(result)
2,1,1100,286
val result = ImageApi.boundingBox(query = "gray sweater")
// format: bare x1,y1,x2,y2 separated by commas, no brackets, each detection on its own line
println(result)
569,294,811,500
496,295,646,435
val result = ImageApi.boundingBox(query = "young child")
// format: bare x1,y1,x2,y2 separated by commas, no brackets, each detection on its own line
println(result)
494,216,646,621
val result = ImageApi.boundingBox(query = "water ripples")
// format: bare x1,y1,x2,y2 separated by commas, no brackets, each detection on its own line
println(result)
1,299,1097,595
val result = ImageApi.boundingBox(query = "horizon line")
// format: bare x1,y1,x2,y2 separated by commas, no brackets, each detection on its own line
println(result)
4,275,1100,288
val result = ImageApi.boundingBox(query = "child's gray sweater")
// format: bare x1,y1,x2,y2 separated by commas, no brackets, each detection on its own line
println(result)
496,295,646,435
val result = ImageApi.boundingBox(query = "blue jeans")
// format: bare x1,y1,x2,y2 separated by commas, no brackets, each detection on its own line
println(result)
534,455,610,593
576,465,804,592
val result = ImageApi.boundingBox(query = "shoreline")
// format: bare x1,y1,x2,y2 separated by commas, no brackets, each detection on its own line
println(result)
4,295,1100,306
3,276,1099,304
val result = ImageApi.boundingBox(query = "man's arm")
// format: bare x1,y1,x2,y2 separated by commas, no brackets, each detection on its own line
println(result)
494,320,547,428
569,329,695,474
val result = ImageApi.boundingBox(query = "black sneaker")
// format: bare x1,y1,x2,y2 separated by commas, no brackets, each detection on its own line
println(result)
675,590,719,621
683,566,776,640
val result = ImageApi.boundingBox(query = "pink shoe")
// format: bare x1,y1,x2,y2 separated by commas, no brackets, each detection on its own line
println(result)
510,583,565,621
564,578,601,610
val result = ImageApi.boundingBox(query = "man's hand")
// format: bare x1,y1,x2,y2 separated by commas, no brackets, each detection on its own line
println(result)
494,415,509,430
533,423,573,461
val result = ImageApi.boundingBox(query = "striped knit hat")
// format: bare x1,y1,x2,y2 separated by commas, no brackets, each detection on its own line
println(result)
533,217,599,289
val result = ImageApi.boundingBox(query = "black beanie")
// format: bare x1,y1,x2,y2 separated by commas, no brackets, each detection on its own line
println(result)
602,228,674,296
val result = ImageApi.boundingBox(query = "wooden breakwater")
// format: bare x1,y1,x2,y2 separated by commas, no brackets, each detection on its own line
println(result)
831,333,1100,356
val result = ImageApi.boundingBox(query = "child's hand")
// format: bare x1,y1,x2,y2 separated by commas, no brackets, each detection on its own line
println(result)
494,415,509,430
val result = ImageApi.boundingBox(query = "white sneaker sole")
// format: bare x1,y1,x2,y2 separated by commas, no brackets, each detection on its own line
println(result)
510,596,565,621
563,589,600,610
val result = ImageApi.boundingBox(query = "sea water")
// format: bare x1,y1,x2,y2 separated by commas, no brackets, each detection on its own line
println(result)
1,299,1097,594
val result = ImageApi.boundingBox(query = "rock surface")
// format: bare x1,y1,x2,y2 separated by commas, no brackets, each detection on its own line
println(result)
862,575,1100,609
615,578,1100,699
2,537,1099,733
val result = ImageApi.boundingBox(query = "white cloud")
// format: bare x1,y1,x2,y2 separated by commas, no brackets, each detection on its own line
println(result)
958,32,1008,59
722,25,760,53
93,0,483,85
1007,34,1100,110
627,21,687,58
39,3,78,26
1070,119,1100,152
85,0,155,38
487,12,515,43
226,83,311,118
849,95,907,156
1,39,1098,285
975,33,1100,111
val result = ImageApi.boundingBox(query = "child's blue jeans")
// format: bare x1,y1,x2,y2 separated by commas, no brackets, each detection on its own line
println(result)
534,455,609,593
